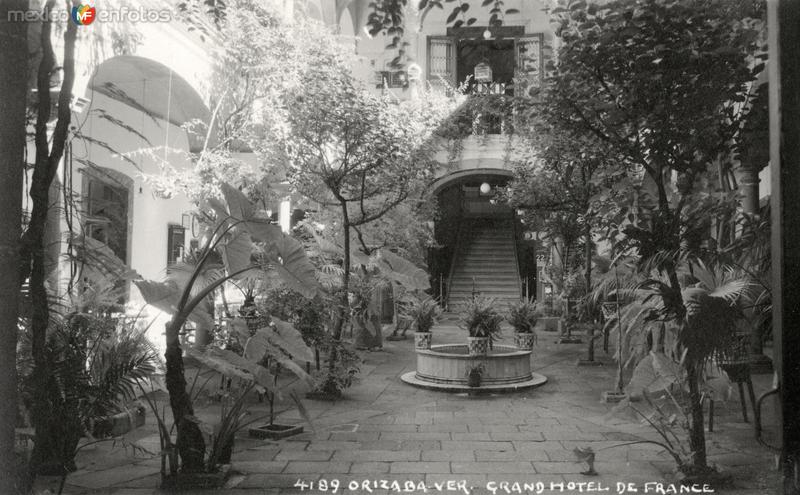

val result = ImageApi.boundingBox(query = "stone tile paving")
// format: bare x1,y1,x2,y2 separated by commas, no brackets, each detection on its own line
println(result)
39,323,779,495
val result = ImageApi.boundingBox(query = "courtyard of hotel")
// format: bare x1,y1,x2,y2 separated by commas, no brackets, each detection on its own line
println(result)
33,321,779,495
5,0,794,493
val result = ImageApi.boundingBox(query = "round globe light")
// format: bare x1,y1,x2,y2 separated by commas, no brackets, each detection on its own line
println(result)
479,182,491,195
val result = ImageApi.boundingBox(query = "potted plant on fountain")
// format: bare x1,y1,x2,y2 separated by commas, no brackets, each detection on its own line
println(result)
460,297,503,356
465,362,486,388
405,296,442,350
507,300,538,350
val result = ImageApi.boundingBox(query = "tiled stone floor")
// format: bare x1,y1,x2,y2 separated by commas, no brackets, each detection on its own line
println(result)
36,323,780,494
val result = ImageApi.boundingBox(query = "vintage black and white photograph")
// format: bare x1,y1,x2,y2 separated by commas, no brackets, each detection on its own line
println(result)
0,0,795,493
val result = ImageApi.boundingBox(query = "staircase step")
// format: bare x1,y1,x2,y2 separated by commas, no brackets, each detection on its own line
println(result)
448,220,521,308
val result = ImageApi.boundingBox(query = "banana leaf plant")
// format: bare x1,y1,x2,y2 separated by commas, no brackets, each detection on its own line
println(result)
301,225,430,392
602,258,748,477
134,183,320,475
185,315,314,463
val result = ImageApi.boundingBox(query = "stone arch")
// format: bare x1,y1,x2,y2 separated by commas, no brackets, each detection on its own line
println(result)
75,55,208,285
431,167,515,195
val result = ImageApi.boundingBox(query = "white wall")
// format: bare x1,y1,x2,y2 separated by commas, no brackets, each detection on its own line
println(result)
77,91,195,291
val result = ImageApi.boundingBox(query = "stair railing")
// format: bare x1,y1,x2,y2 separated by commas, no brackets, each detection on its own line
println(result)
510,214,523,302
444,218,466,311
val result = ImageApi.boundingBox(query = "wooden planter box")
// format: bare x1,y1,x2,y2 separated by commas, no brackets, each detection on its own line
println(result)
538,317,563,333
249,424,303,440
161,465,231,490
92,404,146,438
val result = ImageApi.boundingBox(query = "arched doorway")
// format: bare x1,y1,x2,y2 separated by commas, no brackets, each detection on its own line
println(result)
429,169,537,310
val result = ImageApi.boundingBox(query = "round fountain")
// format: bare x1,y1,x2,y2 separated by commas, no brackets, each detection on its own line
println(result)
400,344,547,392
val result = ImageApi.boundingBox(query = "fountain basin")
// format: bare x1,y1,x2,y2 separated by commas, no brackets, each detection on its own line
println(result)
400,344,547,393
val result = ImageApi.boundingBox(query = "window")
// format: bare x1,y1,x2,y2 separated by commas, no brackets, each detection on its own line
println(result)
85,174,130,263
167,225,186,266
427,30,544,94
374,70,408,89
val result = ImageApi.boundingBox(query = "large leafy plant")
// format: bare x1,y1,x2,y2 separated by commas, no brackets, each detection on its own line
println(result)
460,297,503,340
134,182,320,476
507,300,537,334
402,296,442,334
18,313,159,476
602,259,748,477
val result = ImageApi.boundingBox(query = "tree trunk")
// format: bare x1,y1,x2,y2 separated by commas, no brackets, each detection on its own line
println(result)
685,361,708,471
329,201,351,375
584,221,594,361
26,2,79,476
0,0,29,490
164,322,206,472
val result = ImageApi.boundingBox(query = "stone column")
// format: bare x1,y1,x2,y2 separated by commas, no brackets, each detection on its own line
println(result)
737,165,773,373
769,0,800,484
738,165,761,217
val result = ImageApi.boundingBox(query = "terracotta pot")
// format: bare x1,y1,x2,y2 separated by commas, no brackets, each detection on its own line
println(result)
414,332,432,350
467,369,482,387
467,336,489,356
514,332,535,350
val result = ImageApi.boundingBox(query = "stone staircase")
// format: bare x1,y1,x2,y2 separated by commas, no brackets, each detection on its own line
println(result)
446,219,521,313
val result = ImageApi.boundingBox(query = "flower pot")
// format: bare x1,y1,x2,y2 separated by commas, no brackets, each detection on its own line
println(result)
514,332,535,350
467,336,489,356
467,369,482,387
414,332,432,350
248,423,304,440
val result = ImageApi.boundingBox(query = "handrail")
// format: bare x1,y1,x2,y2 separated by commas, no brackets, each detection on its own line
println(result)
755,386,780,452
510,215,523,302
445,218,466,311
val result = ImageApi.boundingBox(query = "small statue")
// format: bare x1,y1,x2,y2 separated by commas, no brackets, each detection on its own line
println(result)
573,447,598,476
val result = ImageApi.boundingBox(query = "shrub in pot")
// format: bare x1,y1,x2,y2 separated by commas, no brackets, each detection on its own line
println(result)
465,363,486,388
403,297,442,350
507,301,538,350
460,297,503,356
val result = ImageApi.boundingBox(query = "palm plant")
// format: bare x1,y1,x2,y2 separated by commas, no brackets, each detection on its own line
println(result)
507,300,538,334
135,183,321,476
404,297,442,333
607,257,749,477
460,297,503,340
18,312,159,476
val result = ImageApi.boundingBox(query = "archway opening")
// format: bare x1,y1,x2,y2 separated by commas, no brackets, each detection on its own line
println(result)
428,170,538,310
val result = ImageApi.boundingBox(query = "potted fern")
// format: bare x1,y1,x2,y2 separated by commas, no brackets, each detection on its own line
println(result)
460,297,503,356
405,297,442,350
507,300,538,350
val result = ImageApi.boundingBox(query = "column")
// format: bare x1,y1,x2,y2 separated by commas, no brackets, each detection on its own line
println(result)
769,0,800,488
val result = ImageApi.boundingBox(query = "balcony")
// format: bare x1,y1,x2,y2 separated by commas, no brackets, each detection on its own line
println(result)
437,90,515,139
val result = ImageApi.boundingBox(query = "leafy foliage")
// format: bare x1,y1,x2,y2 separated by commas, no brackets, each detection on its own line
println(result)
18,313,159,473
507,300,537,334
460,297,503,339
402,296,442,333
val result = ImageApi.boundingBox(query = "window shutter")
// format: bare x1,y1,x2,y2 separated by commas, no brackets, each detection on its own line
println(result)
427,36,456,91
515,34,544,95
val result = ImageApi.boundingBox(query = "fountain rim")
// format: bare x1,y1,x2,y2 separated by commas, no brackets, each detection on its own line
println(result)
418,343,531,358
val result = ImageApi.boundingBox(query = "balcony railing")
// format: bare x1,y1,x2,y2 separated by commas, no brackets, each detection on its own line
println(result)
437,90,515,138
